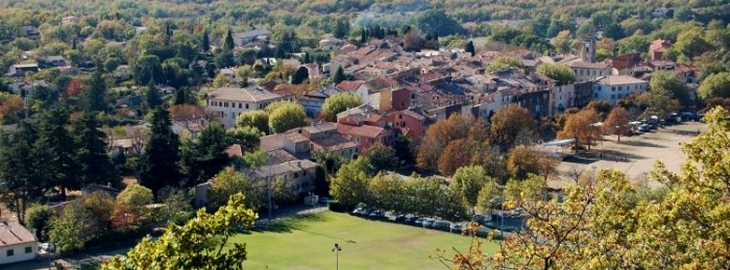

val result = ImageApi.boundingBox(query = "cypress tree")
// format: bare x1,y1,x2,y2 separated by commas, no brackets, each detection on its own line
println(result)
74,112,119,187
145,79,163,110
202,31,210,52
224,29,235,51
333,66,345,84
465,40,476,56
137,108,183,197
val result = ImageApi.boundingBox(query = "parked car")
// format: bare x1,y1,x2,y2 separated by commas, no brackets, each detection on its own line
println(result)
432,220,451,231
40,243,55,252
472,214,492,225
318,197,331,204
422,218,435,228
449,222,464,234
639,124,651,132
404,215,419,225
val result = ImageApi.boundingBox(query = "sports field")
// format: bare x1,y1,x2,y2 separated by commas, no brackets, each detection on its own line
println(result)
230,212,499,270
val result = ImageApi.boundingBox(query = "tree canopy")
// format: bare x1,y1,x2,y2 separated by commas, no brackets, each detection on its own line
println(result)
321,92,362,121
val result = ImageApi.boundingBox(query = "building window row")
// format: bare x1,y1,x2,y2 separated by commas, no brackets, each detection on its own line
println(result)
210,100,254,109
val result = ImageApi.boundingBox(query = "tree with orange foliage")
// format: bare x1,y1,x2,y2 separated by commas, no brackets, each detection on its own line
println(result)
416,113,475,171
0,92,24,124
169,104,208,122
437,139,473,176
490,104,537,149
603,107,631,142
557,108,602,150
66,79,82,96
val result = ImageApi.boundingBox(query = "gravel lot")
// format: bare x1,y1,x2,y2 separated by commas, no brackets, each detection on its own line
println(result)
552,121,708,189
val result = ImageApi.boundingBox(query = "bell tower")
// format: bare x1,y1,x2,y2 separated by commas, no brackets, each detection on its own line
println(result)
582,35,596,63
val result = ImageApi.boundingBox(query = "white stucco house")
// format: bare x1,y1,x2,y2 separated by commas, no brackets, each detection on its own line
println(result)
592,75,647,105
549,83,576,118
0,220,37,265
206,86,288,128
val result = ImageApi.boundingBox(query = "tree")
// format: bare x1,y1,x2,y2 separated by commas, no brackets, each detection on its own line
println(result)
649,71,691,107
557,108,601,150
475,181,500,214
137,108,183,197
368,173,405,213
675,27,712,59
226,126,262,152
637,92,681,119
321,92,362,121
291,66,309,84
201,30,210,52
486,57,525,72
490,105,537,149
697,72,730,100
224,29,235,52
74,112,119,186
536,63,576,85
267,101,307,133
450,166,491,211
35,108,79,200
416,9,464,36
80,191,115,234
363,143,398,173
586,100,613,120
182,123,231,185
134,54,163,85
437,139,473,176
332,66,346,84
603,107,631,142
25,204,54,241
82,71,109,112
506,146,558,181
236,110,270,134
329,157,371,209
102,192,257,270
0,121,43,224
417,114,476,170
464,40,476,56
155,187,193,226
207,167,264,210
0,92,24,125
550,30,573,55
145,80,163,110
112,184,154,229
49,200,88,254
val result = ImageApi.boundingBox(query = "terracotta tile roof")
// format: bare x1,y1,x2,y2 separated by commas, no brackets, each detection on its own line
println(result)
596,75,647,85
310,135,359,152
337,80,364,92
565,60,610,70
283,132,309,143
342,124,387,138
650,39,672,52
225,144,243,158
0,220,36,246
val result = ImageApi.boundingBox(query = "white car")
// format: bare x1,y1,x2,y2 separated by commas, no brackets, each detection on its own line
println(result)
39,243,55,252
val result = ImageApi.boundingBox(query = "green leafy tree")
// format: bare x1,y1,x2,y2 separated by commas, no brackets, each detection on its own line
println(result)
267,101,307,133
182,123,231,185
236,110,270,134
649,71,691,107
536,63,576,85
675,27,713,59
207,167,264,210
475,181,500,214
134,54,163,85
550,30,573,55
321,92,362,121
113,183,154,228
330,157,371,209
450,166,491,211
486,57,525,72
697,72,730,100
24,204,54,241
416,9,464,36
363,143,398,173
201,30,210,52
226,126,261,151
102,192,257,270
49,200,89,254
74,112,119,187
137,108,183,197
155,187,193,226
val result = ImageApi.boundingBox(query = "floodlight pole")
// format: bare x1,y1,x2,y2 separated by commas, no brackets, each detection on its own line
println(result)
332,243,342,270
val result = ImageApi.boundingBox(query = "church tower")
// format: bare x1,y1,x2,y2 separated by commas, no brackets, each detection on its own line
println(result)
582,35,596,63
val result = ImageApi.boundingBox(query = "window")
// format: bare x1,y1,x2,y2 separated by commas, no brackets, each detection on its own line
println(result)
25,246,32,254
611,94,616,99
294,172,299,178
238,103,242,109
398,114,402,119
594,93,598,98
618,86,623,91
245,103,249,109
611,87,616,92
7,249,14,256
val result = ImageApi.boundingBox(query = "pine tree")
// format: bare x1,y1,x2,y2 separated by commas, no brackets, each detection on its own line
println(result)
137,108,182,197
360,28,367,44
164,24,172,46
74,112,119,187
202,31,210,52
0,121,44,224
35,108,79,200
303,52,311,64
224,29,235,51
174,88,187,105
333,66,345,84
465,40,476,56
291,66,309,84
145,79,163,110
182,123,230,186
83,71,109,112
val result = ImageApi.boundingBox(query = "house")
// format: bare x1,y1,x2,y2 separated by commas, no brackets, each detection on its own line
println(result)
609,53,643,75
232,29,272,47
206,86,286,128
548,83,576,117
5,63,40,77
337,123,391,154
296,123,359,160
115,95,143,108
385,109,433,139
19,26,39,39
172,118,209,139
515,89,550,118
0,219,37,265
336,80,365,93
649,39,672,60
592,75,647,105
319,38,346,51
82,184,121,198
7,80,54,97
39,56,68,67
251,160,319,197
298,86,342,118
565,60,612,82
573,80,594,108
302,64,321,80
61,16,80,25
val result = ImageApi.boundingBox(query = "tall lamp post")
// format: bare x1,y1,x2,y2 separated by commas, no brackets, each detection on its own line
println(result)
332,243,342,270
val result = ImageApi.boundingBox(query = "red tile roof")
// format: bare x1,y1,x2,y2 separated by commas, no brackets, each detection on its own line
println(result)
337,80,364,92
0,220,36,246
342,124,387,138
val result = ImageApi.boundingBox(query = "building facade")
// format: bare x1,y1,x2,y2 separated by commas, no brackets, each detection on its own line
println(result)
206,86,287,128
0,220,37,265
592,75,648,105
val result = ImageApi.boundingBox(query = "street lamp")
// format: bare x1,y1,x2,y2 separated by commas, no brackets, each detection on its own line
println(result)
332,243,342,270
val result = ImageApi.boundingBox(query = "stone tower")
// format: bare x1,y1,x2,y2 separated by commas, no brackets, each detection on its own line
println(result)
582,35,596,63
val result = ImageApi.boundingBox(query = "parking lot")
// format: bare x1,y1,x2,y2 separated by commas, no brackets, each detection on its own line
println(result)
553,121,708,189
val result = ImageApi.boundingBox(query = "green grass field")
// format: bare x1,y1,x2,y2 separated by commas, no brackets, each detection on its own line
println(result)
230,212,499,270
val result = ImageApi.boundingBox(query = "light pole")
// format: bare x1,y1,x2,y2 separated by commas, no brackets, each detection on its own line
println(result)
267,152,272,227
332,243,342,270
